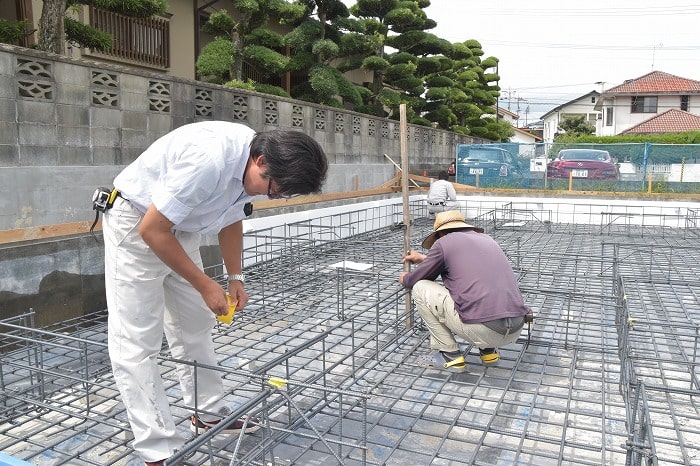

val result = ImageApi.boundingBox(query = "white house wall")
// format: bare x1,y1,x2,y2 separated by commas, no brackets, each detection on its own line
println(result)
542,97,601,143
600,94,700,136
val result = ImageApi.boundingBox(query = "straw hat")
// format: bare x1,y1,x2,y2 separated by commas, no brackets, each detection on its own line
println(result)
421,210,483,249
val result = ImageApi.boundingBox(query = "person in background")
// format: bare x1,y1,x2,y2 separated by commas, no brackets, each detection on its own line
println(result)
399,210,531,373
447,161,456,178
426,170,458,215
101,121,328,465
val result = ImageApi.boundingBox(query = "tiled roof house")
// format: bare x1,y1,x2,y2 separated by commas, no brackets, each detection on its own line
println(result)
594,71,700,136
539,91,601,143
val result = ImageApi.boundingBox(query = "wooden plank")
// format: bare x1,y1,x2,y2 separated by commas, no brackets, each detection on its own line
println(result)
252,184,420,210
0,184,424,244
0,220,96,244
4,187,700,244
408,173,479,191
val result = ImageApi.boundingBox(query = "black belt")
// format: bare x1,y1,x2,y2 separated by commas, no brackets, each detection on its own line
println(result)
428,201,446,205
483,316,525,335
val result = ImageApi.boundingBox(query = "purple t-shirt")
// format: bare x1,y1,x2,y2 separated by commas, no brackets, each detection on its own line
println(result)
402,230,530,323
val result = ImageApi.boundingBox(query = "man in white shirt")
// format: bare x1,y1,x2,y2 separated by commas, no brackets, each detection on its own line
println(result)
101,121,328,465
426,171,458,214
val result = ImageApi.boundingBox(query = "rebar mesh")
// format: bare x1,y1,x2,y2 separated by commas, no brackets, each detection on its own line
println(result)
1,198,699,465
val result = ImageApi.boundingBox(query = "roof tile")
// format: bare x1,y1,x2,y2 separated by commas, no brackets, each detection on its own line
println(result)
606,71,700,95
621,109,700,134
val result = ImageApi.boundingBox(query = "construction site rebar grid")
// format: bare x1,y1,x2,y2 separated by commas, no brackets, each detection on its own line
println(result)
1,198,699,466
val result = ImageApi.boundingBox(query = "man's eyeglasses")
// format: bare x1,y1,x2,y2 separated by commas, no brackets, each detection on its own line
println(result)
267,178,294,200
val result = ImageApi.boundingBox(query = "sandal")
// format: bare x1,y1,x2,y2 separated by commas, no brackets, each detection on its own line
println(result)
417,350,467,373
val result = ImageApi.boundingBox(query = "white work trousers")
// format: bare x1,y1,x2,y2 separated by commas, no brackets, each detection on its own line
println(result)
412,280,522,352
427,200,459,214
103,197,225,462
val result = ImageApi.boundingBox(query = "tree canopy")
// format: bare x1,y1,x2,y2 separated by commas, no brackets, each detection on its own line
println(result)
556,115,596,139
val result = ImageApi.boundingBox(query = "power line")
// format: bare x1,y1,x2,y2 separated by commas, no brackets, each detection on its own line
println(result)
485,41,700,51
470,5,700,17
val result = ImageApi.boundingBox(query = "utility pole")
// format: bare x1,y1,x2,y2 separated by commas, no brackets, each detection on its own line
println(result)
524,104,529,127
500,89,515,112
651,43,663,70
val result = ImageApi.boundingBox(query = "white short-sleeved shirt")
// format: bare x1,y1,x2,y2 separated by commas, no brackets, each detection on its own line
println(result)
427,179,457,202
114,121,255,235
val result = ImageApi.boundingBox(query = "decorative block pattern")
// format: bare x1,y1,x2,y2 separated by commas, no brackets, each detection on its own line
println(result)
90,70,119,107
334,112,344,133
148,80,170,113
264,100,278,125
352,116,360,135
232,95,248,121
314,109,326,130
368,119,375,136
381,122,389,138
194,88,213,117
16,58,53,100
292,105,303,128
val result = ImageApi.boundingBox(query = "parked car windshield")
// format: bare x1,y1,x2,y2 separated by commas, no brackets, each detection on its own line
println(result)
466,149,506,163
558,149,611,161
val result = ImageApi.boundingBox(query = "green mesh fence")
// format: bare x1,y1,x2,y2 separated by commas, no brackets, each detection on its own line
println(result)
454,142,700,193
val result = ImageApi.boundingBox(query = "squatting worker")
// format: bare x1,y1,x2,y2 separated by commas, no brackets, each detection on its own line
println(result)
399,210,531,373
426,171,458,214
102,121,328,465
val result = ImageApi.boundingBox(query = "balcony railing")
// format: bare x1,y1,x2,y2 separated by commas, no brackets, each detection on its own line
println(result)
89,6,170,68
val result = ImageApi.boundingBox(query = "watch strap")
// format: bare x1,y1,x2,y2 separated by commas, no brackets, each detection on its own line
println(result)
227,273,245,284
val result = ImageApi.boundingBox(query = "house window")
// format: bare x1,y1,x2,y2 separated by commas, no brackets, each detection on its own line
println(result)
605,107,613,126
681,95,689,111
631,96,657,113
591,96,596,103
90,6,170,68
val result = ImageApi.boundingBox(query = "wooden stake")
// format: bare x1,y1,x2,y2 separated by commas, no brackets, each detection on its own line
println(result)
399,103,412,329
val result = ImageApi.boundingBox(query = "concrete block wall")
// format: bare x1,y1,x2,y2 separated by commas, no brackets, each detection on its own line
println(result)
1,44,481,232
0,43,484,324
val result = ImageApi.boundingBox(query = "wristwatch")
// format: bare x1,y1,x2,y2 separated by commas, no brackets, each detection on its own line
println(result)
227,273,245,284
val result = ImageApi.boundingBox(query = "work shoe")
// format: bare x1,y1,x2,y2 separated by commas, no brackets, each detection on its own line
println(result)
190,413,261,435
417,350,467,373
479,348,499,365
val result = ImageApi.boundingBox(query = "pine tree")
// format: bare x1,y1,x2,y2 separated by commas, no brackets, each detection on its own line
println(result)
283,0,364,107
340,0,451,122
196,0,304,90
423,39,508,139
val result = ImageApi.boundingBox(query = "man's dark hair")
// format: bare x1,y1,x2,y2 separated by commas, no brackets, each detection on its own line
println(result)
438,171,449,181
250,130,328,195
